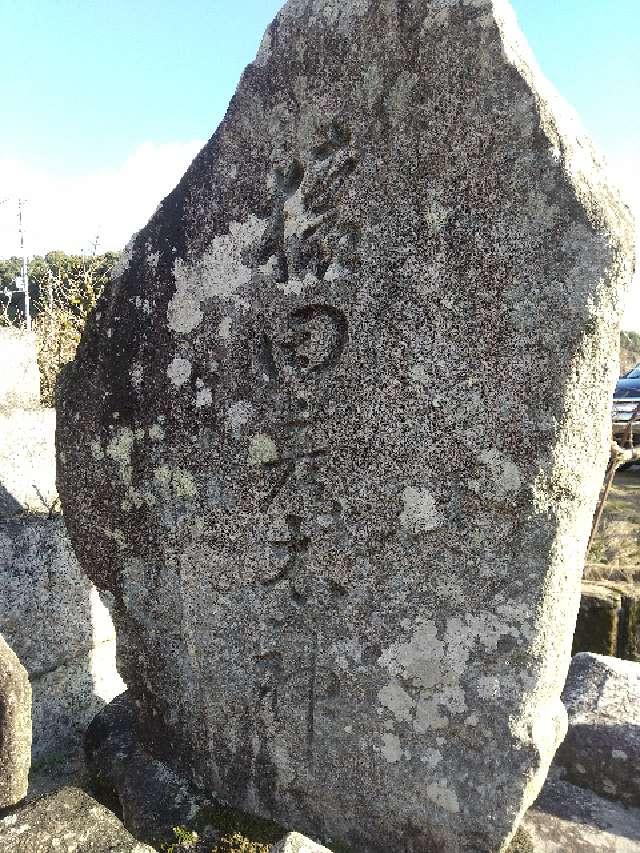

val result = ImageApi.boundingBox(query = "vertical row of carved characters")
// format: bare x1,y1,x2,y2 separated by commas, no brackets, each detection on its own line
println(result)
248,121,361,596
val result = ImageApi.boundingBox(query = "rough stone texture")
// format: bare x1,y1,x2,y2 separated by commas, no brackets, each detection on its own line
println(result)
0,633,31,809
85,692,209,846
572,582,621,657
0,409,57,519
57,1,635,851
0,787,157,852
555,653,640,807
0,517,125,760
84,696,640,853
0,330,40,410
618,584,640,661
521,773,640,852
85,692,287,851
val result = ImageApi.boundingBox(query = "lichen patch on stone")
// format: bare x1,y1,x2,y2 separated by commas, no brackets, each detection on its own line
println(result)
167,357,192,388
168,216,267,334
399,486,442,533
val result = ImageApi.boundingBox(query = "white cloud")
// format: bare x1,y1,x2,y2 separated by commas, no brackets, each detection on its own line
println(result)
0,140,204,258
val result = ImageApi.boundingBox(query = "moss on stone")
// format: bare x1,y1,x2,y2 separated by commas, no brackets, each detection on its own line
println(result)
159,801,285,852
505,827,535,853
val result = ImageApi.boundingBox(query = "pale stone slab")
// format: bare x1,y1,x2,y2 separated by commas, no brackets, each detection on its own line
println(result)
0,633,31,809
555,653,640,807
57,0,635,851
0,517,124,759
522,774,640,852
0,330,40,410
0,787,157,852
0,409,57,519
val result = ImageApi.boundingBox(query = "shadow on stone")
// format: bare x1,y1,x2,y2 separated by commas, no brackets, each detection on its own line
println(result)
0,515,124,765
85,692,289,851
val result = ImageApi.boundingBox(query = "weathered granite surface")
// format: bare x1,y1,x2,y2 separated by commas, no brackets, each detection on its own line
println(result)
0,350,124,759
85,692,288,851
0,633,31,809
0,787,157,852
57,0,635,851
521,773,640,852
0,509,125,762
0,330,40,410
555,653,640,808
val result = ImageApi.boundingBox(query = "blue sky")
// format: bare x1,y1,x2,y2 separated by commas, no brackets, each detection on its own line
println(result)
0,0,638,325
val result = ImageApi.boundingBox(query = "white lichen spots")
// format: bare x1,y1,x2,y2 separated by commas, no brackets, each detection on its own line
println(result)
426,780,460,814
149,423,164,441
380,620,444,689
147,250,160,274
378,682,415,724
226,401,254,437
168,215,267,334
218,316,233,341
410,363,429,385
255,27,272,67
130,361,143,390
90,440,104,461
106,428,134,485
154,466,197,500
426,197,450,231
283,192,327,243
603,778,617,796
612,749,628,760
479,449,522,498
400,486,442,533
248,433,279,466
389,71,418,126
421,748,443,768
477,676,501,699
167,357,192,388
323,260,350,283
362,61,383,108
195,387,213,408
277,271,316,296
381,732,402,763
112,237,135,278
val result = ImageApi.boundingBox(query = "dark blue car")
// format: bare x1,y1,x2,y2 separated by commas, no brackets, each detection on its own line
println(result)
612,364,640,448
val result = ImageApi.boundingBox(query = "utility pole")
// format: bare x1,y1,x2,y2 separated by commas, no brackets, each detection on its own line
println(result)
17,200,30,332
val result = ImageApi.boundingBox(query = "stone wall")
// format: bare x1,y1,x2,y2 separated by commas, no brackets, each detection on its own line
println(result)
0,330,124,761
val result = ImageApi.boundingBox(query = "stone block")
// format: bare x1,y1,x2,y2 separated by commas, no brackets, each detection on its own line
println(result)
0,787,157,852
572,581,640,662
618,585,640,662
555,653,640,807
521,773,640,852
0,408,57,519
57,0,635,850
0,517,124,759
0,330,40,410
572,582,621,657
0,634,31,809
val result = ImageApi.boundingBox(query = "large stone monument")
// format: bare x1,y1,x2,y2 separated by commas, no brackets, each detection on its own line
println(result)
57,0,635,850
